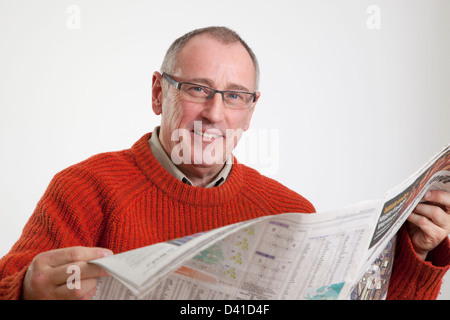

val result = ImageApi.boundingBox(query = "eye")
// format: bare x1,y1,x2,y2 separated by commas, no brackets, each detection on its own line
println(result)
226,92,244,101
192,86,204,93
184,84,210,97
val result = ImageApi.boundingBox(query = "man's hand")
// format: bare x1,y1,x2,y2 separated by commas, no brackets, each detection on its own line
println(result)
22,246,113,300
407,190,450,260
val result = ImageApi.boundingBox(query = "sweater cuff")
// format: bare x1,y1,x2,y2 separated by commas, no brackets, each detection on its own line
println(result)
0,266,28,300
427,235,450,267
387,226,450,300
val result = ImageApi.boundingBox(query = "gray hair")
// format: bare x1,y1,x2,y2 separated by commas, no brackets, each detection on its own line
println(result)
160,26,260,90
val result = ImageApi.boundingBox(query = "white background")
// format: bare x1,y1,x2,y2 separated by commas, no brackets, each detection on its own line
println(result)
0,0,449,298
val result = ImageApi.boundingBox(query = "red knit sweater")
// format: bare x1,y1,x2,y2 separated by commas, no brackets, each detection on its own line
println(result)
0,133,448,299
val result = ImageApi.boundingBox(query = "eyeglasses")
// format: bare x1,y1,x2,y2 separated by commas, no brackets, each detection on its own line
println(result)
162,73,257,110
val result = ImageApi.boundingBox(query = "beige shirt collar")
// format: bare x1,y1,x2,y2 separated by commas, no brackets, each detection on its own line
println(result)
148,126,231,188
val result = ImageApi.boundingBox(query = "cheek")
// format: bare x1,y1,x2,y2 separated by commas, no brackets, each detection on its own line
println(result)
226,111,252,132
222,113,250,149
163,99,202,130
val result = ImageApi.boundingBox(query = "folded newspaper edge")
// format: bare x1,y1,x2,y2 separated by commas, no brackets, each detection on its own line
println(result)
90,143,450,300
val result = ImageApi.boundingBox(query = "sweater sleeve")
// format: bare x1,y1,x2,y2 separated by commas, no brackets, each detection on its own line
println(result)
387,225,450,300
0,166,106,300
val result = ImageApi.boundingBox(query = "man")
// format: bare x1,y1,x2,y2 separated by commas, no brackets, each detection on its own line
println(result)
0,27,449,300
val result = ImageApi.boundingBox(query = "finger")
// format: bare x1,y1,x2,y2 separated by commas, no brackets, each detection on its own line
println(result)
44,246,113,267
77,285,98,300
422,190,450,210
407,212,448,242
412,202,450,230
53,278,99,300
51,261,110,287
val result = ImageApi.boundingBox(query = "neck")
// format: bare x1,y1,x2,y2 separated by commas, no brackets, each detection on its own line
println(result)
177,163,225,187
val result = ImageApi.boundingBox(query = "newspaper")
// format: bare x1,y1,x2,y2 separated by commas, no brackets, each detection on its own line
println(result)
90,144,450,300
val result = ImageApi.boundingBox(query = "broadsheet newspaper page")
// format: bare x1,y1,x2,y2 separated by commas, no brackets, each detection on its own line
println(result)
91,144,450,300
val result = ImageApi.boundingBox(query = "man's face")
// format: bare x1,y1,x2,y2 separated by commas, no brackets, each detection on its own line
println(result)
153,35,259,173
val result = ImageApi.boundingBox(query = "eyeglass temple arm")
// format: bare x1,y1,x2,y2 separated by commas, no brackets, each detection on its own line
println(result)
162,73,182,90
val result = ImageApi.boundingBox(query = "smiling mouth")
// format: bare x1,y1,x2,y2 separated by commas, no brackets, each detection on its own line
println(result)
193,130,223,140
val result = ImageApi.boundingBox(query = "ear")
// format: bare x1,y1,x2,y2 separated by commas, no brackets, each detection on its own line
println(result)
152,72,163,115
243,91,260,131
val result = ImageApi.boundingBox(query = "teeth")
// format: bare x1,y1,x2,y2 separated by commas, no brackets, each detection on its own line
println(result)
194,130,221,139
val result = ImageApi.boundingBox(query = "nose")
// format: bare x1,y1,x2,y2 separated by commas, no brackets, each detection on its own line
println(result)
200,92,226,123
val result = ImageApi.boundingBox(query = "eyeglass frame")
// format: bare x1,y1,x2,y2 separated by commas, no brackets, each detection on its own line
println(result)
161,72,258,109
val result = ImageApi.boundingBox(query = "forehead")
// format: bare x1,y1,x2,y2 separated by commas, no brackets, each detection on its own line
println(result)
174,35,256,89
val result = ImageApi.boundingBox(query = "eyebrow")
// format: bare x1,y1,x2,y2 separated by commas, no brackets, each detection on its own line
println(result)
188,77,252,92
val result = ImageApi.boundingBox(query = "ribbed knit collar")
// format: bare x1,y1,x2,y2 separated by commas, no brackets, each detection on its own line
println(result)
131,132,244,206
